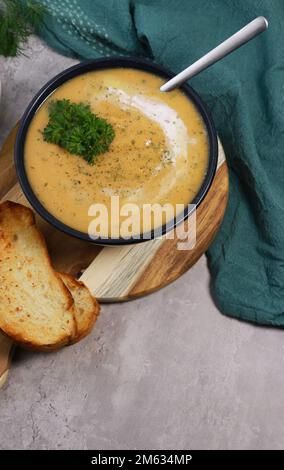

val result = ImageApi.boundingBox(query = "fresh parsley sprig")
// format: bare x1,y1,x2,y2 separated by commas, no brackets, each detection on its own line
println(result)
43,99,115,165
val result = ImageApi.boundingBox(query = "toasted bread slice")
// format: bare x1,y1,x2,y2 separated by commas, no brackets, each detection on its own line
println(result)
0,201,76,350
59,273,100,343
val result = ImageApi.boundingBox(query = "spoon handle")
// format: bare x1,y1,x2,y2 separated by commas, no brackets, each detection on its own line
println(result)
160,16,268,92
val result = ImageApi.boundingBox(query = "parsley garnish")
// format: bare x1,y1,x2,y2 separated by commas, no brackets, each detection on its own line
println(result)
43,99,115,165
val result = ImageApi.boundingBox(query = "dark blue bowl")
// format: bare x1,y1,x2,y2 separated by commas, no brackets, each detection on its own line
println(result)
15,57,218,245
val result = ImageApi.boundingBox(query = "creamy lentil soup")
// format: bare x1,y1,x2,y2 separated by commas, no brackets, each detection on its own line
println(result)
24,68,209,237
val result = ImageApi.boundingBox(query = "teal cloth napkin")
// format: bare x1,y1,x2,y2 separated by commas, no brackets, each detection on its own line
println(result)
28,0,284,326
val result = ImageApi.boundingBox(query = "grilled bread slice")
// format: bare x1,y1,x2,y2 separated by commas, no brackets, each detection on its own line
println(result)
0,201,76,350
59,273,100,343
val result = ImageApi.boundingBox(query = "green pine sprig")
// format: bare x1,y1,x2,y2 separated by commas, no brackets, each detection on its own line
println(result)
0,0,45,57
43,99,115,165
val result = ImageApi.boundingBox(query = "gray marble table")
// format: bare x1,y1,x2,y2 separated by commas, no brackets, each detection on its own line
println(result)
0,37,283,450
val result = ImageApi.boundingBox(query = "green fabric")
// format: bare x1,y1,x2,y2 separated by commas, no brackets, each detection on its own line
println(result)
29,0,284,326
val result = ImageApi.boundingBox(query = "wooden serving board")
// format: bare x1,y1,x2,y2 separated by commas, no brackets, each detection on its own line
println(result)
0,125,229,388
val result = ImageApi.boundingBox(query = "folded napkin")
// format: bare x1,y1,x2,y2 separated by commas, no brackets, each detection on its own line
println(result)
28,0,284,326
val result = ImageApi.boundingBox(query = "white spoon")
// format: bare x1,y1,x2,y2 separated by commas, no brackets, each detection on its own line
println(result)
160,16,268,92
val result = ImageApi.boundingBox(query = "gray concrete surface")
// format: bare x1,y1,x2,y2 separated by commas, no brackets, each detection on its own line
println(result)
1,38,284,451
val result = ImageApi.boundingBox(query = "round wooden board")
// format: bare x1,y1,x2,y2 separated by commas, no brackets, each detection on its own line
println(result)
0,124,228,303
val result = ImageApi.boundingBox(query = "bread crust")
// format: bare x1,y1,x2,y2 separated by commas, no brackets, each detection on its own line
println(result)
59,273,100,344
